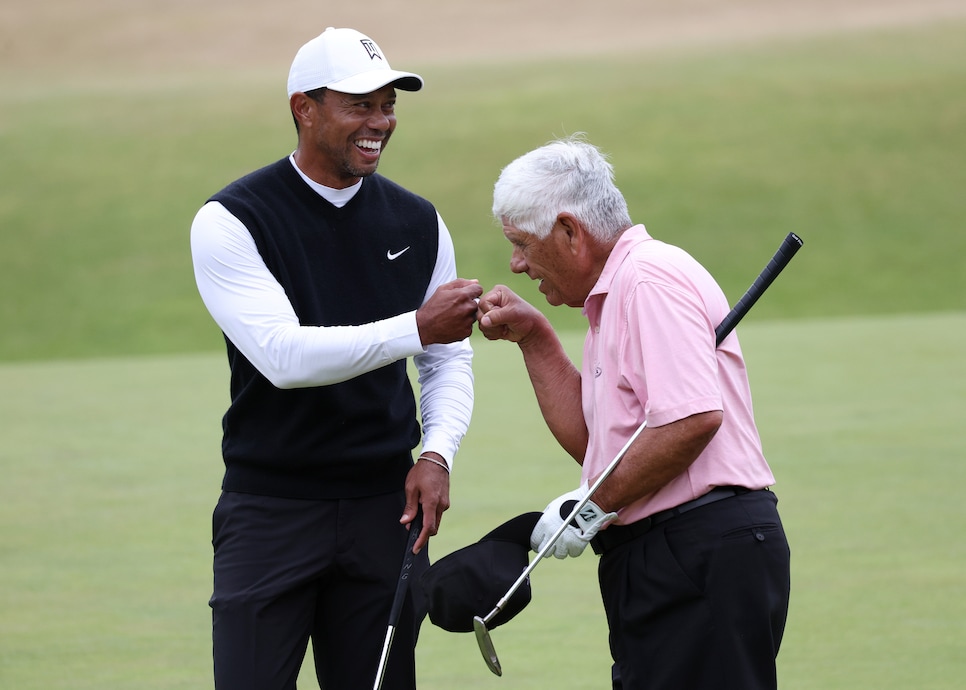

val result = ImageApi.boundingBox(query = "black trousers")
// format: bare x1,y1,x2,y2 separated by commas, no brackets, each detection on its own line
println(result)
599,489,790,690
210,490,428,690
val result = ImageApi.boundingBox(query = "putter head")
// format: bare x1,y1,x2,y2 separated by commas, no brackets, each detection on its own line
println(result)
473,615,502,676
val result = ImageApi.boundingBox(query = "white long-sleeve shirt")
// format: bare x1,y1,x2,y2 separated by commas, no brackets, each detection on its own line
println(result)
190,156,474,467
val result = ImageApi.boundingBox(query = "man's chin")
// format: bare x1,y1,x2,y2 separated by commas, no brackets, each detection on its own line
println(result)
543,291,579,309
347,164,379,179
542,291,564,308
345,154,381,179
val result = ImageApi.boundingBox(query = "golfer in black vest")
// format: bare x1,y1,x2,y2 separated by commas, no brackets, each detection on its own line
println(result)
190,27,482,690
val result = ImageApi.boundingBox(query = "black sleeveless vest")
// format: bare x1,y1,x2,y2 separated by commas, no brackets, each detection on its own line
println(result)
210,159,438,498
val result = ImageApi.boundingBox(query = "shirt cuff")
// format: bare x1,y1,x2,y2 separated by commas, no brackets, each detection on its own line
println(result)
380,311,425,360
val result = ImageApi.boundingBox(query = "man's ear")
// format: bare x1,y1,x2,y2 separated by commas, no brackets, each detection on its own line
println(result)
555,213,585,253
290,93,315,129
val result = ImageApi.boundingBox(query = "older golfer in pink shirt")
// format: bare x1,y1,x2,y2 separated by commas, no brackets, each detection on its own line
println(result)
477,135,790,690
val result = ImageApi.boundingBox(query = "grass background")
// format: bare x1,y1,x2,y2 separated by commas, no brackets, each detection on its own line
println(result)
2,18,965,360
1,315,964,689
1,5,965,689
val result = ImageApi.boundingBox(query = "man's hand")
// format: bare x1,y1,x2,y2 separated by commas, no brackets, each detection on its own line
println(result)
530,485,618,559
401,452,451,554
476,285,548,344
416,279,482,346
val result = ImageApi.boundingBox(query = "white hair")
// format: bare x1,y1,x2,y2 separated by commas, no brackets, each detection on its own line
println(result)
492,134,632,240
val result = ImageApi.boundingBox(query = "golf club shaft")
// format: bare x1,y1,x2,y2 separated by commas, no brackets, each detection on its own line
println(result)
483,231,804,625
372,508,423,690
373,628,396,690
484,420,647,623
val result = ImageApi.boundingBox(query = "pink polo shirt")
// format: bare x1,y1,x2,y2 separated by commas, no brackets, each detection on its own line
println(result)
581,225,775,526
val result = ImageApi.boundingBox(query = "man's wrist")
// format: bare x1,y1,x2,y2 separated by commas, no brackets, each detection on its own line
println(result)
417,453,450,473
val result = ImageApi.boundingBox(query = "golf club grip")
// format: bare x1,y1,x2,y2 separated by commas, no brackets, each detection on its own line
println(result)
373,511,423,690
715,232,803,346
388,509,423,624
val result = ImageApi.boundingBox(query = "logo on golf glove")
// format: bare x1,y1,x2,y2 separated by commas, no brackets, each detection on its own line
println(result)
530,485,618,559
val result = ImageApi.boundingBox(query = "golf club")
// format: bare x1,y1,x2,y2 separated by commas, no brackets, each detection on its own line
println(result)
372,507,423,690
473,231,804,676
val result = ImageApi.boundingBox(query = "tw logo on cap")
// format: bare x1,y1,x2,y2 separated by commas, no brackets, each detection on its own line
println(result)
361,40,383,61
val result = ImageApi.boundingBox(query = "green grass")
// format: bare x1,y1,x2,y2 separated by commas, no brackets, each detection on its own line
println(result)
2,15,965,690
1,314,964,688
1,21,965,360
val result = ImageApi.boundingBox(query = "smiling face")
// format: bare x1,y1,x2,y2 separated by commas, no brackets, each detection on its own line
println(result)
292,84,398,188
502,216,594,308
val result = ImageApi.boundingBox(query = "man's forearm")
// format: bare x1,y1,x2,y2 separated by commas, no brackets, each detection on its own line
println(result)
518,326,588,462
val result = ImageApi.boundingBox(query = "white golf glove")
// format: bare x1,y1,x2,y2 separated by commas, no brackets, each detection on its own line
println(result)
530,484,618,559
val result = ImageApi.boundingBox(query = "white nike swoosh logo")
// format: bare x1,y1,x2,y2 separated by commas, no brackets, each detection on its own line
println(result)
387,247,411,260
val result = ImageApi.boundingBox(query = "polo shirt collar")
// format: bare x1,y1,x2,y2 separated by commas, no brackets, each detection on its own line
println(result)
585,224,652,307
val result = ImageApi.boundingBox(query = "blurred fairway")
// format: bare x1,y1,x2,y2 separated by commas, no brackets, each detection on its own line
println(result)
1,8,965,690
1,314,964,689
1,20,964,360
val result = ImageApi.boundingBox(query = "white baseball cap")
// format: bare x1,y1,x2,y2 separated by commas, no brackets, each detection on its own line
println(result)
287,27,424,98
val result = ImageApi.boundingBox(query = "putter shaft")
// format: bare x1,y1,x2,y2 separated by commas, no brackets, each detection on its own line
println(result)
372,627,395,690
472,421,649,677
481,419,648,627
